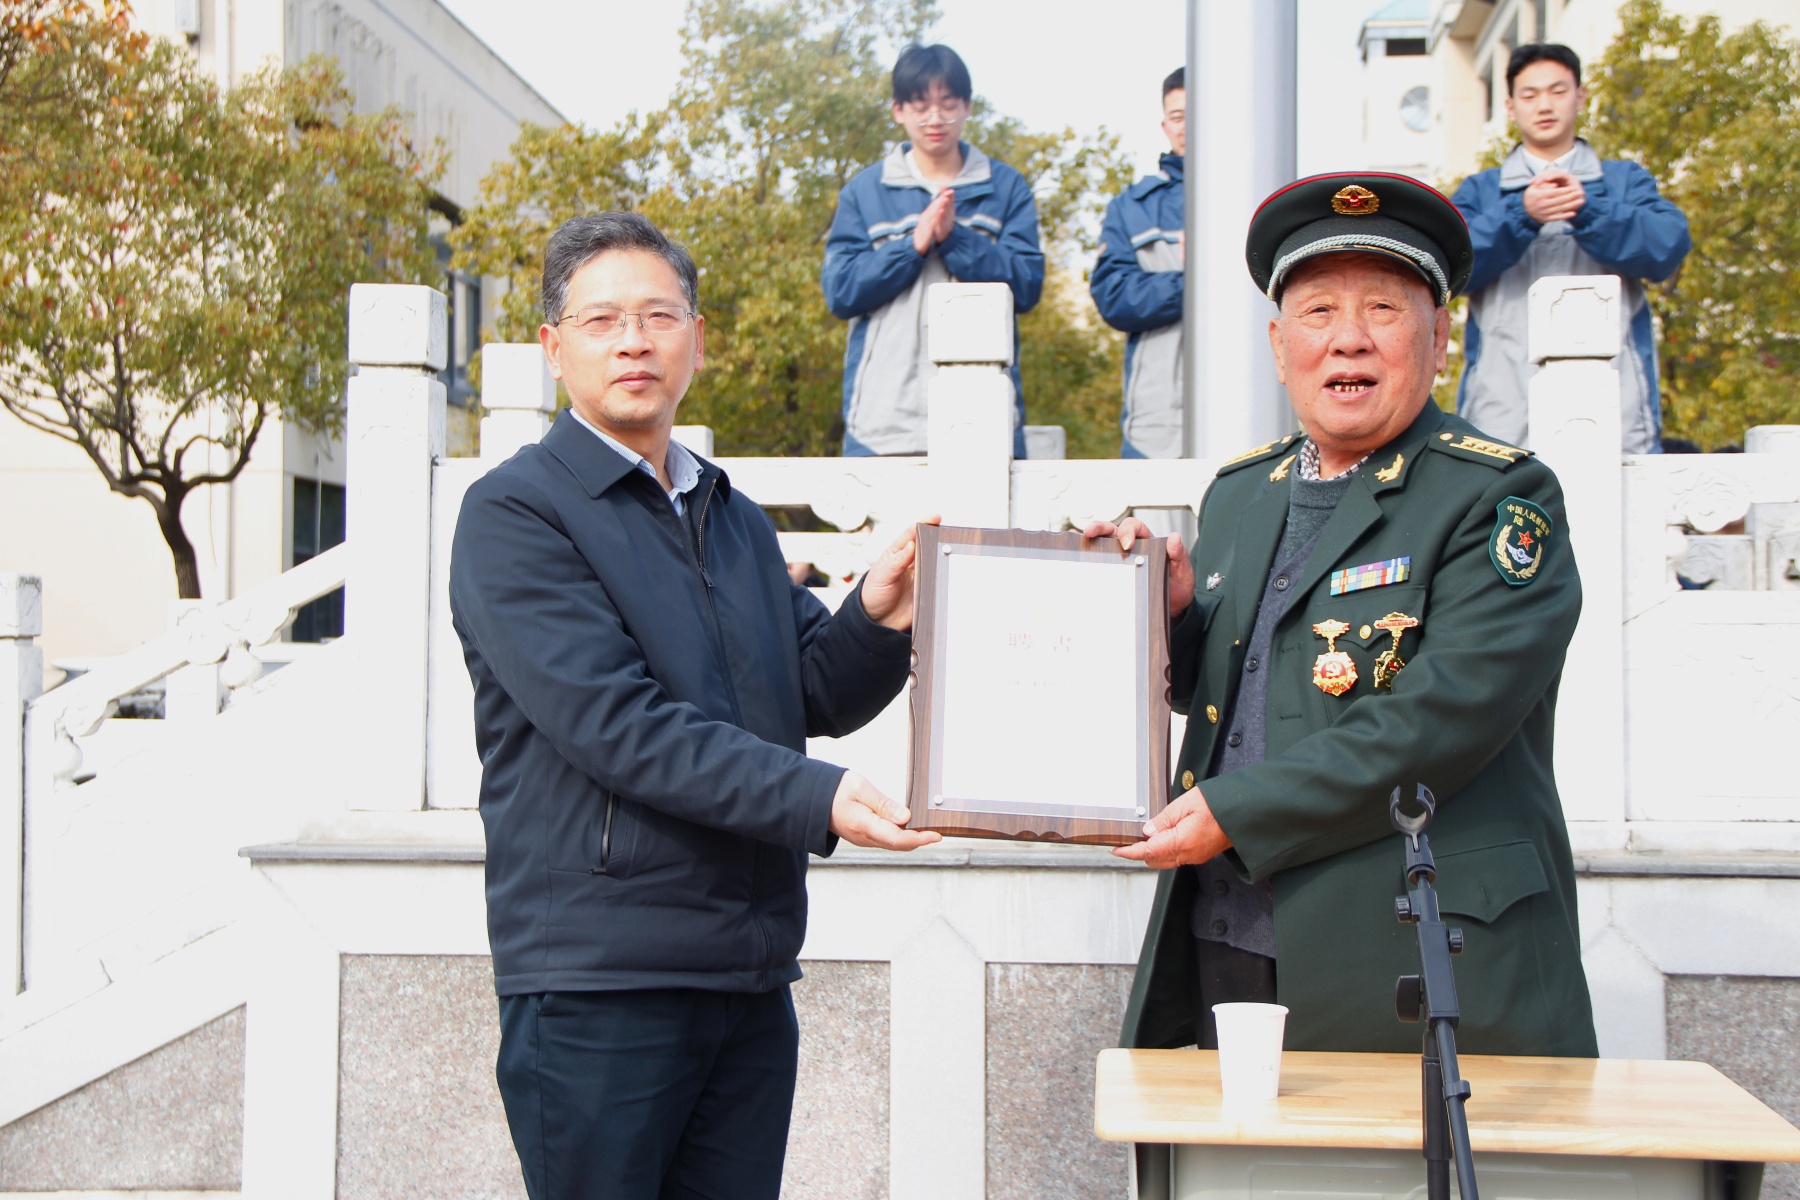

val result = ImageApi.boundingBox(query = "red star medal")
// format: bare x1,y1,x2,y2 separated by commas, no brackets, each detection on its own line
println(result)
1311,619,1358,697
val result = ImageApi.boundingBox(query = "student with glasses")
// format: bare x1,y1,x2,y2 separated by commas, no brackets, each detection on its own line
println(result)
1091,66,1190,460
821,43,1044,457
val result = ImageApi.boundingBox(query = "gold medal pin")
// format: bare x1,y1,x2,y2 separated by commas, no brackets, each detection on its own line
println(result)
1310,619,1357,696
1372,612,1420,691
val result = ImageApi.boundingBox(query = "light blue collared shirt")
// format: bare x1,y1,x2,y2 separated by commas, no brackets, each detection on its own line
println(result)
571,410,703,516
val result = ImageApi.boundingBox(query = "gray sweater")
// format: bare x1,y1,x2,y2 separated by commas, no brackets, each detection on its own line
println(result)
1190,465,1356,957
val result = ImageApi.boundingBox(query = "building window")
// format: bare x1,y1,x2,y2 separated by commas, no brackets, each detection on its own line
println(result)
447,267,482,408
1400,85,1432,132
1386,38,1427,56
429,208,483,411
292,477,346,643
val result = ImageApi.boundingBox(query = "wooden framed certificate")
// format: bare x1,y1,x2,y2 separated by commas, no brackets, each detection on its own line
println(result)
906,524,1172,845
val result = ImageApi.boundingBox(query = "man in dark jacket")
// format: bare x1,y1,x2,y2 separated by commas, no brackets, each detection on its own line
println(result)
1091,173,1595,1059
450,212,938,1200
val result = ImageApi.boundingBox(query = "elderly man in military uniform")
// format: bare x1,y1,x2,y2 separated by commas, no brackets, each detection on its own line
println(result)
1092,172,1597,1059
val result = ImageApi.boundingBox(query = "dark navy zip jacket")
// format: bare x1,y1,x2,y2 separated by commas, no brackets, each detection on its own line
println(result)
449,411,911,996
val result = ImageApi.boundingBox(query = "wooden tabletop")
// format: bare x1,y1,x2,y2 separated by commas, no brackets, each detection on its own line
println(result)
1095,1049,1800,1162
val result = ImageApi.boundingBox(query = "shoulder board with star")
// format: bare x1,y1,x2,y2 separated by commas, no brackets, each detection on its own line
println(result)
1427,431,1533,470
1215,433,1299,477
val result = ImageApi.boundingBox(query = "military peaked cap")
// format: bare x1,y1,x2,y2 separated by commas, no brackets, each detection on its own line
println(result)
1245,171,1473,305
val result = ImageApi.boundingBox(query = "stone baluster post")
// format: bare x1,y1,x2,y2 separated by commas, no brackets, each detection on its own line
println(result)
0,574,41,994
901,281,1017,1199
345,285,447,811
1527,274,1625,824
479,343,557,463
1744,426,1800,590
927,282,1015,529
164,599,223,721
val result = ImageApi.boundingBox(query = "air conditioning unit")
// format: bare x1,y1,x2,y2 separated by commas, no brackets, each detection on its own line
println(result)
174,0,201,36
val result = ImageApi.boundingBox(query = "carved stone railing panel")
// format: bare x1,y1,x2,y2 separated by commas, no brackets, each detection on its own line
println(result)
30,543,350,756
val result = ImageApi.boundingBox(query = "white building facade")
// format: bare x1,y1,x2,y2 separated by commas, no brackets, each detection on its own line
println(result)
1359,0,1436,180
1361,0,1800,185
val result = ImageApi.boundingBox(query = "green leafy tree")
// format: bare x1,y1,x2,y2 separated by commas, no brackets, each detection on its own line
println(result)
1585,0,1800,448
0,1,130,130
451,0,1133,458
0,19,440,597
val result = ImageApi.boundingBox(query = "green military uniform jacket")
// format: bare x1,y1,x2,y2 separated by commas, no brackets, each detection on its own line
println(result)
1121,402,1597,1056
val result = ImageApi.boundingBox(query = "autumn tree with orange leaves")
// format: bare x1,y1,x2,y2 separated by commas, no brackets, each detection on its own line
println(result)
0,2,441,597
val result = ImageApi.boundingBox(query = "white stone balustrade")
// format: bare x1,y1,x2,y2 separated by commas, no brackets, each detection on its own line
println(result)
1529,274,1625,825
0,574,40,994
478,342,556,463
345,283,447,812
928,283,1017,528
9,281,1800,1199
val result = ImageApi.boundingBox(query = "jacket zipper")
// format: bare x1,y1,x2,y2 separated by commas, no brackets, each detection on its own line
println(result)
692,479,766,969
691,480,746,726
593,792,616,875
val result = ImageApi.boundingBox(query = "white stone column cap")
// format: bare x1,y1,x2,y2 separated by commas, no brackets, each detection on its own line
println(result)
1528,274,1622,364
347,284,449,371
481,343,557,413
672,426,715,457
1745,426,1800,455
928,282,1014,366
0,573,41,638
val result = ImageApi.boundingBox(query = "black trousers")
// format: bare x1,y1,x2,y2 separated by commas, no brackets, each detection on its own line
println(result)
496,987,799,1200
1193,936,1277,1050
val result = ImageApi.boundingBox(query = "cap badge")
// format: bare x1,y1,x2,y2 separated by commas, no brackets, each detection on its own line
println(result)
1331,185,1380,216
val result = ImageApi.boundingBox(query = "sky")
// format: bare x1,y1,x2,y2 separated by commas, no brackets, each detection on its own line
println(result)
436,0,1376,180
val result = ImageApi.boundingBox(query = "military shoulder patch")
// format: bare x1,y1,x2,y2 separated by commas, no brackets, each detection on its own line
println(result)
1491,496,1553,586
1430,431,1532,470
1216,433,1298,476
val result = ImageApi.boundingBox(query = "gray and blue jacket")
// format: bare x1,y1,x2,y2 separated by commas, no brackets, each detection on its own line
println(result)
1091,152,1184,458
822,142,1043,456
1452,141,1689,453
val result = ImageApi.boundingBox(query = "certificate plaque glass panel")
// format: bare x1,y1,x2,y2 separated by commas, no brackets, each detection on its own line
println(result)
907,525,1172,844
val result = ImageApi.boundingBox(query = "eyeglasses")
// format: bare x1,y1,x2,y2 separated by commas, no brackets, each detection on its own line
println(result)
556,306,695,338
900,101,967,126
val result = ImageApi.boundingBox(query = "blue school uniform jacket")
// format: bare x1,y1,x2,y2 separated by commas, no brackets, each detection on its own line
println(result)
822,142,1043,456
1452,141,1689,453
1091,152,1185,458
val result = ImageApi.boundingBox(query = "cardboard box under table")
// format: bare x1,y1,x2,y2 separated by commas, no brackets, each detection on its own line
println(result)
1096,1049,1800,1200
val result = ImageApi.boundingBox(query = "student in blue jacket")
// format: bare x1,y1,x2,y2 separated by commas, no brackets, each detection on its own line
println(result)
1091,66,1187,459
1452,43,1689,453
821,44,1044,457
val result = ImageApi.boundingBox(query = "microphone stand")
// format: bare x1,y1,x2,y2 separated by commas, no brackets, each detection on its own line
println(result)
1390,785,1479,1200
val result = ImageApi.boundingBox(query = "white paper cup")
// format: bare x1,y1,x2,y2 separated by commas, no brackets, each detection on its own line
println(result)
1212,1002,1289,1105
